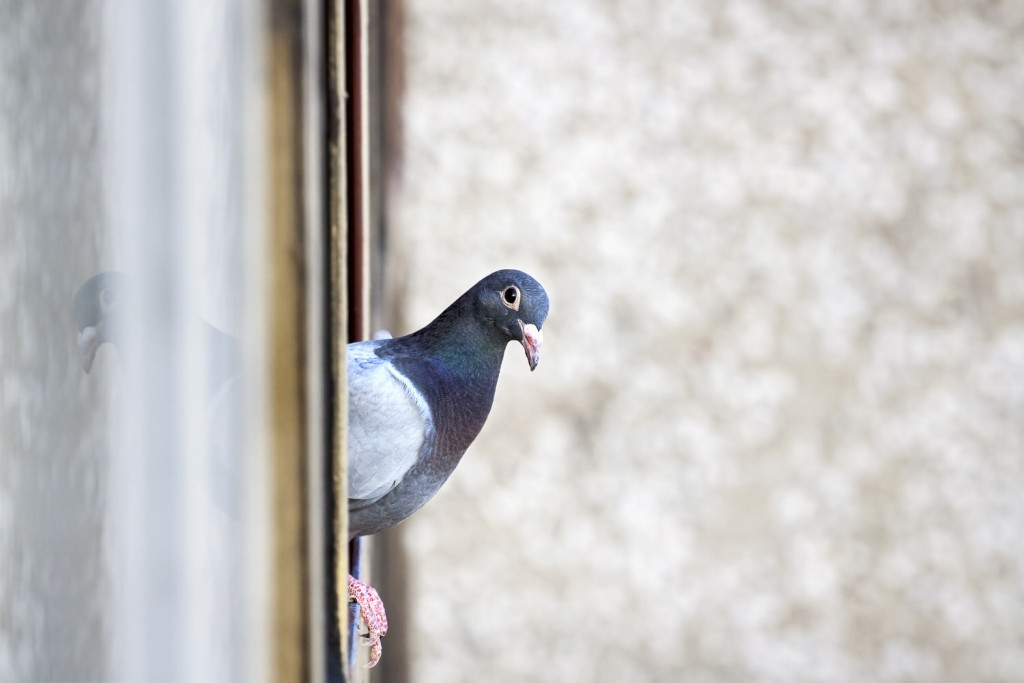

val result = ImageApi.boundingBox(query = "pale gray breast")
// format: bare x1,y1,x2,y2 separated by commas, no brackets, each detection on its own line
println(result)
347,340,432,503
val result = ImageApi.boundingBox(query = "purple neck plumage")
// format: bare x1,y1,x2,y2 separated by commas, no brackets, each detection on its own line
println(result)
378,300,509,460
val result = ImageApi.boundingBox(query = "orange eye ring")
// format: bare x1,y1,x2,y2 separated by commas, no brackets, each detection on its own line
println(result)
501,285,521,311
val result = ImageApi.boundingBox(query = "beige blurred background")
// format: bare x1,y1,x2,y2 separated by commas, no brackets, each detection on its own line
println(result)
384,1,1024,681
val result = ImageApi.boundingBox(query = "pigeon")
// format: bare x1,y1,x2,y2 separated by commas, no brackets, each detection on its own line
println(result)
346,269,549,666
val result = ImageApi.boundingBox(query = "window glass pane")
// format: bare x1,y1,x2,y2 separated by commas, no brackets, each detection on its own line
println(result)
1,3,268,681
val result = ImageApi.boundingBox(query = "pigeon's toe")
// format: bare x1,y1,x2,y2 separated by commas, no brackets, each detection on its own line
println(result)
348,574,388,667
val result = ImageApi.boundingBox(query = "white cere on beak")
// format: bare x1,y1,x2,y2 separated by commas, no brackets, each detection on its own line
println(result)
518,321,543,371
78,326,100,373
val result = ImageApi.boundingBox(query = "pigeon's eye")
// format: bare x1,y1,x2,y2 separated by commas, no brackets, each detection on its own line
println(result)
501,285,520,311
100,288,118,310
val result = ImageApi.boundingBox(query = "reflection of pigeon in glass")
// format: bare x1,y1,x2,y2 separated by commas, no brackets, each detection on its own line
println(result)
72,271,241,513
73,271,130,374
346,269,549,666
72,271,239,387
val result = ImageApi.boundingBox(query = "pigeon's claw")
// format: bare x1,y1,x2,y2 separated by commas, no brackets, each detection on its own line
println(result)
348,574,388,667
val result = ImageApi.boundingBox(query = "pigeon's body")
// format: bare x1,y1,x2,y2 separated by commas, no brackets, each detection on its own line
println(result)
347,269,549,539
346,338,437,535
347,336,502,538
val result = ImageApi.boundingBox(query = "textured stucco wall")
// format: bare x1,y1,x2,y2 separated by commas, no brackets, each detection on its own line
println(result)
388,2,1024,681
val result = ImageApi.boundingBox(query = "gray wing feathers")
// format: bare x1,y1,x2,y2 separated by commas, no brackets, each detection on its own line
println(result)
347,341,431,503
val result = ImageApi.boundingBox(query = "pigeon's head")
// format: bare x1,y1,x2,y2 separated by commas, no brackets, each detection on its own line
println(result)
475,269,549,371
73,271,128,373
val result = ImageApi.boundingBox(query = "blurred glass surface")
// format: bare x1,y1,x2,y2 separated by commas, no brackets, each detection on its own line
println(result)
1,3,109,680
1,2,267,681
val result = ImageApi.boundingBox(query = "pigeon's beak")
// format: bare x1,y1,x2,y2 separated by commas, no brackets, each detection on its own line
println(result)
518,320,543,371
78,326,99,373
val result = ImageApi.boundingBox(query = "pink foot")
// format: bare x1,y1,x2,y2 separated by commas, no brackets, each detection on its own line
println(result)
348,574,389,667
